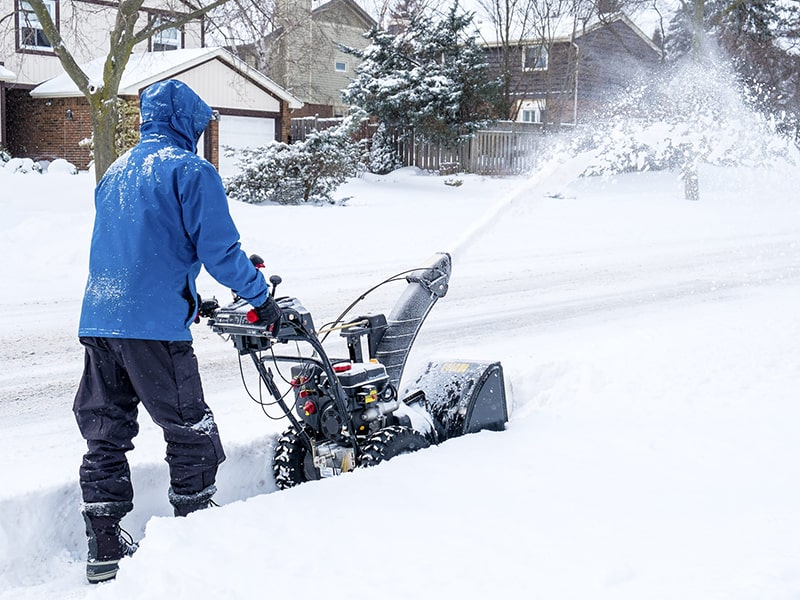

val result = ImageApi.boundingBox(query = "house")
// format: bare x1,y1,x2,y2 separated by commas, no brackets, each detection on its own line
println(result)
0,64,15,149
479,11,662,125
257,2,658,126
239,0,376,118
0,0,301,171
25,48,303,175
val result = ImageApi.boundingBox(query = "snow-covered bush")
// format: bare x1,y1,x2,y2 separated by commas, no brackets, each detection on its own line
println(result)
0,154,78,175
368,123,401,175
4,158,41,174
225,117,366,205
47,159,79,175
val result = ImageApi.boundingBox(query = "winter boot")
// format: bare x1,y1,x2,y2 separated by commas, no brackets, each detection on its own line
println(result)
82,501,137,584
169,484,217,517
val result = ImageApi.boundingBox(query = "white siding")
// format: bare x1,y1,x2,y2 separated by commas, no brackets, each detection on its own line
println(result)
0,0,205,86
172,59,282,112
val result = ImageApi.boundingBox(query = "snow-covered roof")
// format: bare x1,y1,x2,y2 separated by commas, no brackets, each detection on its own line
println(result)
475,11,659,53
30,47,303,109
0,65,16,82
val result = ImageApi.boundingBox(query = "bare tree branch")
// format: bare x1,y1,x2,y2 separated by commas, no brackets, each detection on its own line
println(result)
132,0,230,45
23,0,234,180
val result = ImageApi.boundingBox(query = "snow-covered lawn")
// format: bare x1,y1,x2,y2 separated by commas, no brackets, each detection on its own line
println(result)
1,157,800,599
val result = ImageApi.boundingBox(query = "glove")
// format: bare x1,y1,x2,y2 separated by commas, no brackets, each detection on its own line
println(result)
197,296,219,318
246,296,282,334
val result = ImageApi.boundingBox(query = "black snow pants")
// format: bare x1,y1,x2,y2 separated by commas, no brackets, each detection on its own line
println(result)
73,337,225,506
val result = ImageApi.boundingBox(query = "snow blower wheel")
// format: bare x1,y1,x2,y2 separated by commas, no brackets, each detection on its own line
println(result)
359,425,431,468
273,427,320,490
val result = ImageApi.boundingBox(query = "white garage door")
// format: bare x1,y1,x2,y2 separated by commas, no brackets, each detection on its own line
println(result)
217,115,276,179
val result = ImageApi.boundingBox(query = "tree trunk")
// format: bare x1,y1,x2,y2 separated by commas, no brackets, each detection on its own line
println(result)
90,95,120,182
681,151,700,201
692,0,706,59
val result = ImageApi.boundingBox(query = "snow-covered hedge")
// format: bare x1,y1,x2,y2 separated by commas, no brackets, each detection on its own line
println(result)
0,156,79,175
225,117,366,205
2,158,41,174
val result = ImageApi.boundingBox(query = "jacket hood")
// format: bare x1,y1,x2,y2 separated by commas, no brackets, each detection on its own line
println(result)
139,80,212,152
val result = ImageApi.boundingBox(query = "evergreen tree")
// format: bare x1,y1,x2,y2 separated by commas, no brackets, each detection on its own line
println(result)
665,1,800,121
342,1,498,148
369,123,402,174
715,0,800,116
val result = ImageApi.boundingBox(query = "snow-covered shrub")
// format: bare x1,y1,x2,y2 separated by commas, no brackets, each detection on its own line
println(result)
0,147,10,164
4,158,41,174
368,123,401,175
225,117,366,205
47,159,79,175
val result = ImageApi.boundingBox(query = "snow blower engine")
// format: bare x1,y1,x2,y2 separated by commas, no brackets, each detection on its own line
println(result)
205,252,508,489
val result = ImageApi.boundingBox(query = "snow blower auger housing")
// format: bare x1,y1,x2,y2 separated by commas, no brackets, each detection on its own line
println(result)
206,252,508,489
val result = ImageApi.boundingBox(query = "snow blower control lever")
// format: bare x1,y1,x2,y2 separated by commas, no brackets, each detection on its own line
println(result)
204,252,508,489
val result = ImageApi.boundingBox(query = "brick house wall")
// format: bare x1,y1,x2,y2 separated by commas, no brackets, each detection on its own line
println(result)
204,117,219,167
280,102,291,142
5,89,94,168
5,90,248,172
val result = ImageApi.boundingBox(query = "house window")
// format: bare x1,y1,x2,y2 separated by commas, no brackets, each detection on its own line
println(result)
151,17,181,51
522,44,548,71
17,0,56,51
335,61,347,73
517,100,546,124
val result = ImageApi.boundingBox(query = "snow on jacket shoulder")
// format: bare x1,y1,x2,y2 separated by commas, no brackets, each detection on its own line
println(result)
79,79,268,341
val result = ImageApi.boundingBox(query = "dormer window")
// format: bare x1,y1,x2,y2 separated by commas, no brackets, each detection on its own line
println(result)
17,0,57,52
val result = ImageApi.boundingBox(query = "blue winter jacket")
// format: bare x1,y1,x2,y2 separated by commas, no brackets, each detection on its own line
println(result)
79,79,269,341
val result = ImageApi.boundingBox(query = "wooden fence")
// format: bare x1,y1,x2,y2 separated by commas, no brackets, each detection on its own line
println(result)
396,128,549,176
290,118,559,176
290,116,363,142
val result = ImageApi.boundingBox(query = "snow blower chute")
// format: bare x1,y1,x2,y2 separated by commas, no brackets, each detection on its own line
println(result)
205,252,508,489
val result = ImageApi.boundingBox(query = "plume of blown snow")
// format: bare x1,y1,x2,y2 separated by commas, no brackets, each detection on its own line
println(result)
557,52,800,178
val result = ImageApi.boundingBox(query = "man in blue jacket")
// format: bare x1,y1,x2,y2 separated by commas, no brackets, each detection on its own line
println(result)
74,79,280,583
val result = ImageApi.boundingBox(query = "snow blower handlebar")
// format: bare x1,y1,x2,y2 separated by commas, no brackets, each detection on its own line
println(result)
207,287,360,454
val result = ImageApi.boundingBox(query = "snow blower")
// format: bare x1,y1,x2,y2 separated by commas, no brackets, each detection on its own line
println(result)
205,252,508,489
